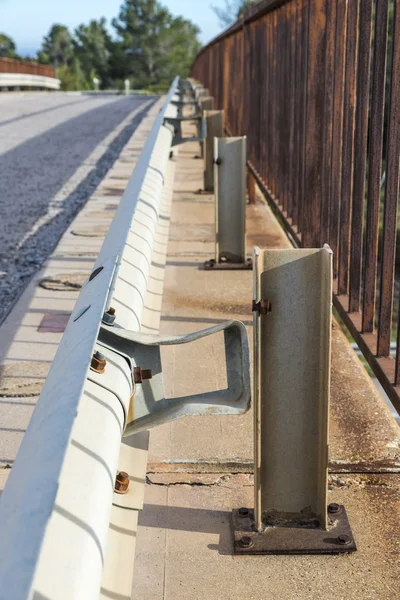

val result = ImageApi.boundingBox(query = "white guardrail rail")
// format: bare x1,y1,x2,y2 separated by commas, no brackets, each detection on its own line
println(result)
0,77,250,599
0,73,61,90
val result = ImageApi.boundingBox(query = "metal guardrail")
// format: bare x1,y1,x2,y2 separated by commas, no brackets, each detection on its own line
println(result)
0,57,55,78
0,58,59,89
191,0,400,417
0,75,178,600
0,76,250,599
0,73,61,90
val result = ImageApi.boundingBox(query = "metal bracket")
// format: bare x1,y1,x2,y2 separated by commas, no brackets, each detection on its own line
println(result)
171,100,198,107
97,320,250,436
164,115,206,147
232,504,356,555
171,99,200,118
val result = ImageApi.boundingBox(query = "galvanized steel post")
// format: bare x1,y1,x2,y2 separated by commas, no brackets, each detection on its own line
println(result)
215,136,246,264
232,245,356,554
203,110,224,192
198,97,214,157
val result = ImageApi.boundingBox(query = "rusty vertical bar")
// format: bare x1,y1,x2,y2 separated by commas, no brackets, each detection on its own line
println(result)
329,0,348,275
348,0,373,313
291,0,299,225
320,0,337,245
362,0,389,333
292,0,303,229
379,1,400,359
338,0,359,294
297,0,309,238
272,9,278,201
288,1,296,222
265,14,272,191
282,4,290,215
282,4,289,211
247,169,257,204
303,0,327,248
276,7,282,204
243,19,250,143
263,15,269,184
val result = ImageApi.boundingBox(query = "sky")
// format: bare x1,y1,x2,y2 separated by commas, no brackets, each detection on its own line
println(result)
0,0,224,56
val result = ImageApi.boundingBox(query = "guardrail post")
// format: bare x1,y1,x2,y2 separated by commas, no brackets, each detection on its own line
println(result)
199,96,214,112
204,137,251,270
196,87,209,99
198,97,214,157
203,110,224,192
232,245,357,554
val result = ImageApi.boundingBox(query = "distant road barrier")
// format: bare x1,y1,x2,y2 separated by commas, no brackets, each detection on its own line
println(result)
0,57,60,90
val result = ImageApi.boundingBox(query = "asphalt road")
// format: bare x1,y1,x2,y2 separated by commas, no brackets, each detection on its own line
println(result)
0,92,154,324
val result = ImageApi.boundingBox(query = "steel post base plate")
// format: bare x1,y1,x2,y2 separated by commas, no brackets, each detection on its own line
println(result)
204,258,253,271
232,505,357,555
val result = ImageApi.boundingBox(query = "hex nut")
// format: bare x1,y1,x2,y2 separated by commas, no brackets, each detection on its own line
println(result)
90,351,106,374
102,306,116,326
238,507,249,518
115,471,129,494
239,536,253,549
328,503,341,514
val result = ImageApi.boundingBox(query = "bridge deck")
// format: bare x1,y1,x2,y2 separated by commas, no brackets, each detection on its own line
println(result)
0,109,398,599
132,124,400,600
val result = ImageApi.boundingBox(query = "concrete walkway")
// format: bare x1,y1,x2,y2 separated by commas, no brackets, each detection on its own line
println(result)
132,133,400,599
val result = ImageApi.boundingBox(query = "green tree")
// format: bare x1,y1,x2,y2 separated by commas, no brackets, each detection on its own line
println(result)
211,0,256,28
157,17,201,84
57,56,89,91
0,33,20,59
38,24,74,68
74,19,112,88
112,0,201,88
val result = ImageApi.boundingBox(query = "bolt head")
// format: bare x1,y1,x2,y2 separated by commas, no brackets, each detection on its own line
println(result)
337,534,352,546
238,507,249,517
328,503,340,514
134,367,153,384
115,471,129,494
239,536,253,549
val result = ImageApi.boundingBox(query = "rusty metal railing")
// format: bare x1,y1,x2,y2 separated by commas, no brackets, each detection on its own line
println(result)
0,57,55,78
192,0,400,416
